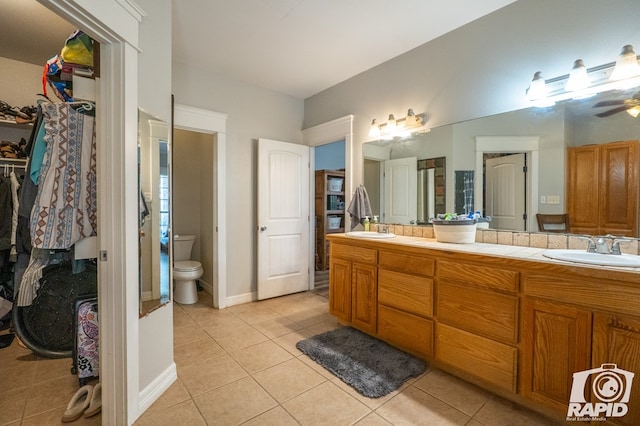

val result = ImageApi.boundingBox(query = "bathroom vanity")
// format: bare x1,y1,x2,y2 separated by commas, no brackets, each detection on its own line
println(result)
326,233,640,424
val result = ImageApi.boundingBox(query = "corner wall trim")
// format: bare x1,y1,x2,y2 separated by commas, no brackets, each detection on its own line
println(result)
137,363,177,414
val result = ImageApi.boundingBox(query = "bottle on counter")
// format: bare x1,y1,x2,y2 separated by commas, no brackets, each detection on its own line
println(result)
372,215,379,231
363,216,370,231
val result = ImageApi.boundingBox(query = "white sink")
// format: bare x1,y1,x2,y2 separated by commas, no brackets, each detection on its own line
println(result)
346,231,396,239
542,249,640,267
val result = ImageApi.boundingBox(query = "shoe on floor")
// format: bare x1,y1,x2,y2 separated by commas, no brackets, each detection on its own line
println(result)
62,384,93,422
84,382,102,417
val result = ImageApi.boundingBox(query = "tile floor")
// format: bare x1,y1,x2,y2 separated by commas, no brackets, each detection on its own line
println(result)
135,291,560,426
0,289,560,425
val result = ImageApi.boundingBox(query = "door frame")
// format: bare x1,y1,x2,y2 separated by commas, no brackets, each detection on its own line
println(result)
173,104,228,308
475,136,539,231
302,115,354,288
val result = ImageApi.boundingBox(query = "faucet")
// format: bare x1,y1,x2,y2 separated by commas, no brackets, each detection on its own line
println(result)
577,234,632,255
376,224,390,234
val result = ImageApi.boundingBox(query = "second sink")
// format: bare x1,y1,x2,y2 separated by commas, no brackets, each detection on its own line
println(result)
542,249,640,267
346,231,396,239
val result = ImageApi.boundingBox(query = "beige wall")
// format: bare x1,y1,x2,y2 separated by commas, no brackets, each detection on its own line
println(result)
0,57,42,107
172,65,304,299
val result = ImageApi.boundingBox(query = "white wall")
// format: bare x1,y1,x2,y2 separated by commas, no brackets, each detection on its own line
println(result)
0,58,43,107
172,64,304,299
137,0,174,396
304,0,640,194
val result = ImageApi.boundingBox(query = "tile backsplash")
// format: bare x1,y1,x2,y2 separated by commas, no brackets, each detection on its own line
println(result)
388,225,640,255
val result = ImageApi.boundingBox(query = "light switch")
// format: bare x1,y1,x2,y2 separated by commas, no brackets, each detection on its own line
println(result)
540,196,547,204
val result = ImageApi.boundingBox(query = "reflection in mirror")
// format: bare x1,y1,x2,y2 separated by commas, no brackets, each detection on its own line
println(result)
363,86,640,235
363,134,445,225
139,109,171,316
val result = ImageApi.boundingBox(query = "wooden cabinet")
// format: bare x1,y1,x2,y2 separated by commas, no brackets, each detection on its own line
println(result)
435,260,519,391
315,170,345,270
592,313,640,426
520,297,592,413
377,249,434,357
567,140,639,236
329,243,377,333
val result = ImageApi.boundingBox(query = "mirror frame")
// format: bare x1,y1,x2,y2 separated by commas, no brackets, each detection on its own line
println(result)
138,108,172,317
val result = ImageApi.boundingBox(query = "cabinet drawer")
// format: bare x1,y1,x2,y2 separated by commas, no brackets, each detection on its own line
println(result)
331,243,377,264
436,323,517,393
379,250,434,276
437,282,518,344
378,269,433,317
378,304,433,358
438,260,518,293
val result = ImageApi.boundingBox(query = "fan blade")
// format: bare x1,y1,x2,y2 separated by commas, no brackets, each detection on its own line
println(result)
595,105,632,117
593,100,626,108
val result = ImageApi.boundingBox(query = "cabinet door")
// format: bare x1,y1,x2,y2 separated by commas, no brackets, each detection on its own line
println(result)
567,145,600,234
521,298,592,413
592,313,640,426
329,257,351,321
351,263,377,334
599,141,638,237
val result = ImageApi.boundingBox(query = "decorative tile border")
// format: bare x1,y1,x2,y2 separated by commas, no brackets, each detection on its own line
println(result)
387,225,640,255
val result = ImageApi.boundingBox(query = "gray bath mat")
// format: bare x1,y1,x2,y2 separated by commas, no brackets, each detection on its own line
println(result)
296,326,426,398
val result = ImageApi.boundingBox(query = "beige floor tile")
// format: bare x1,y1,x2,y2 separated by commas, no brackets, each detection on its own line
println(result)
172,309,197,329
253,357,326,403
178,352,248,397
22,374,80,417
330,375,412,410
376,386,470,426
0,386,29,425
193,376,277,425
0,340,38,371
213,326,269,352
230,340,293,373
284,308,336,329
414,369,492,416
21,406,101,426
143,379,191,414
0,361,38,390
241,405,300,426
272,328,314,356
134,399,206,426
252,315,304,339
305,315,342,334
354,412,394,425
229,305,282,325
173,335,225,368
172,324,210,348
473,396,559,425
282,381,370,425
33,356,75,383
198,311,248,336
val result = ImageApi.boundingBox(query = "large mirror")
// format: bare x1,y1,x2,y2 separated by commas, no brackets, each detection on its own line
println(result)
138,109,171,316
363,86,640,235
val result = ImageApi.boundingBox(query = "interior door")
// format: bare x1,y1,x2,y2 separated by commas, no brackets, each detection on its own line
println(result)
384,157,417,224
485,153,526,231
257,138,310,300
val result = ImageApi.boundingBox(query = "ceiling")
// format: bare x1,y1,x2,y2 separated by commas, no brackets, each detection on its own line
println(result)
3,0,517,99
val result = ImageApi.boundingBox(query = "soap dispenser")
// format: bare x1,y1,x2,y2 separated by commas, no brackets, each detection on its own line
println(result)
363,216,370,231
372,215,379,231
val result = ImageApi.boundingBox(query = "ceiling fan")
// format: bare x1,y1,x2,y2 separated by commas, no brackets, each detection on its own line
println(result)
593,92,640,117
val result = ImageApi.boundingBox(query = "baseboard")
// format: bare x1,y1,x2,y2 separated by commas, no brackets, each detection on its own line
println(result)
141,291,153,302
137,362,177,417
225,291,255,307
199,279,213,296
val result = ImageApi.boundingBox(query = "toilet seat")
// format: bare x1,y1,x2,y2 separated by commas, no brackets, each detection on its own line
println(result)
174,260,202,272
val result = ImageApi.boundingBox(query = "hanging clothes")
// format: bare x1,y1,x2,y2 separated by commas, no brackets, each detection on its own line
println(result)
9,171,21,261
30,102,97,250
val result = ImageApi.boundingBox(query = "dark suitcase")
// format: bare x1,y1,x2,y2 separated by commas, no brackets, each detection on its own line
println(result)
71,296,99,386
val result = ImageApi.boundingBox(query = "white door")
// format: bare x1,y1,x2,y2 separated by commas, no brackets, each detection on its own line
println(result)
486,153,526,231
384,157,417,224
257,138,310,300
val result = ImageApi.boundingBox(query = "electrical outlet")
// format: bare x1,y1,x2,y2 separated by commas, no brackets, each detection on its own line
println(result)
548,195,560,204
540,195,547,204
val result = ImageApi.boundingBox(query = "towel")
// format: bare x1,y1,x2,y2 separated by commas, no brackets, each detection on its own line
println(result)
347,185,373,230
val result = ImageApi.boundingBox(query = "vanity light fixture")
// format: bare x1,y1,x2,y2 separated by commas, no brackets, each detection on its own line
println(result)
368,109,427,140
526,44,640,106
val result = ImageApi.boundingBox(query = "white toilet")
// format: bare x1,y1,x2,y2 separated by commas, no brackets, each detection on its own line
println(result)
173,234,203,304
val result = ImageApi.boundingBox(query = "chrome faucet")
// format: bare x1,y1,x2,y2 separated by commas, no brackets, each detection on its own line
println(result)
376,224,390,234
577,234,632,255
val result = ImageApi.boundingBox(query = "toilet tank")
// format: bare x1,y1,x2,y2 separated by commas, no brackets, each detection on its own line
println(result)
173,234,196,261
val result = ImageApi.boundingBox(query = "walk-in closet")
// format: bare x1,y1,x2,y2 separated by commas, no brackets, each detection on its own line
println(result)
0,1,102,423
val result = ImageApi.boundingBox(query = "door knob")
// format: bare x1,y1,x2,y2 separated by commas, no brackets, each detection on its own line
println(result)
259,226,267,231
